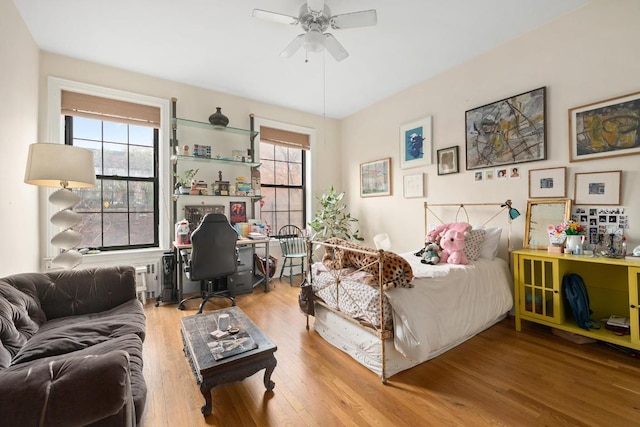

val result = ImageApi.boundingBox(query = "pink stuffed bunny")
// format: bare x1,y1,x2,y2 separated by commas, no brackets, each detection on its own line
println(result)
439,229,468,265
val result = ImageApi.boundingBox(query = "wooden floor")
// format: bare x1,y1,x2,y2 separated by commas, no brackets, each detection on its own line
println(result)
140,278,640,426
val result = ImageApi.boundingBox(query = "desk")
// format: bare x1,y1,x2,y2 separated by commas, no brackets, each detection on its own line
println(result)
173,238,271,306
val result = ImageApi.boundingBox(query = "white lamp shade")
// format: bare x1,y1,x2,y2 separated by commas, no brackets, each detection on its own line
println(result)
24,143,96,188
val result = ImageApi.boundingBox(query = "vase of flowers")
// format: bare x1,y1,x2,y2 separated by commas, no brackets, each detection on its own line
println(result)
549,220,585,253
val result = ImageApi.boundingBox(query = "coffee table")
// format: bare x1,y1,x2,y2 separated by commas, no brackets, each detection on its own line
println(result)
180,306,277,415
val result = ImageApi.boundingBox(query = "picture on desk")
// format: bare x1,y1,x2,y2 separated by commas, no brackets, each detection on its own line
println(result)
229,201,247,224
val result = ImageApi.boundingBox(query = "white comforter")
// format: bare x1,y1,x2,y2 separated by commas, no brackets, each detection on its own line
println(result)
388,253,513,360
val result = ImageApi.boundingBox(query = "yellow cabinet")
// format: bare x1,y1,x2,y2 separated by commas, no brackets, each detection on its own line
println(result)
513,249,640,351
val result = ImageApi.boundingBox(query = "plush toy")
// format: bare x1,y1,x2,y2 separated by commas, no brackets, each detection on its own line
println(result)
426,222,471,247
420,242,441,265
439,229,468,265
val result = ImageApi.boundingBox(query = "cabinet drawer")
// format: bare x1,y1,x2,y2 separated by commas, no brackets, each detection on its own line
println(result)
227,270,254,295
237,246,254,272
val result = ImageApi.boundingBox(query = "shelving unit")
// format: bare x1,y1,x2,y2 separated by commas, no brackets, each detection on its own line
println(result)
170,98,261,221
169,98,265,297
513,248,640,350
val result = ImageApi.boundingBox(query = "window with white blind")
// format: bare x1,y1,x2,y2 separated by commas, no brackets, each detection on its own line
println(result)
62,91,160,250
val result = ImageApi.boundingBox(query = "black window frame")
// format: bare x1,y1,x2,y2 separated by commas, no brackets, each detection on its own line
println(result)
65,115,160,251
259,141,307,234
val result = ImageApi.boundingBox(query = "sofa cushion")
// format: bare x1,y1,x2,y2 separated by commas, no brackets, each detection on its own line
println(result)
1,334,144,425
0,280,47,369
11,298,145,366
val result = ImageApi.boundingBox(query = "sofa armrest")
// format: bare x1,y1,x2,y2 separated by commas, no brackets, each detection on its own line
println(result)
40,265,137,319
0,350,136,426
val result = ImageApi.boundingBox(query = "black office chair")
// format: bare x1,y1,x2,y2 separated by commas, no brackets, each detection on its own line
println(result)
277,225,307,286
178,213,237,313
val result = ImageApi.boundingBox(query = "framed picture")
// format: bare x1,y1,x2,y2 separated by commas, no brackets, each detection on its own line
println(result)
360,157,392,197
403,173,424,198
528,167,566,198
569,91,640,162
184,204,225,233
465,87,546,170
436,146,459,175
229,201,247,224
574,170,622,205
399,116,432,169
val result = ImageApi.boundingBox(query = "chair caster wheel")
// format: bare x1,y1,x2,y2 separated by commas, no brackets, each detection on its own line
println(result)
178,304,185,310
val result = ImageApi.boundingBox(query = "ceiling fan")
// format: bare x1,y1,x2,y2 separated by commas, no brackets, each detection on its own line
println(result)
252,0,377,62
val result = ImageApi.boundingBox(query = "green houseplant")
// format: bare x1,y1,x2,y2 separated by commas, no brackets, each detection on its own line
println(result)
309,186,363,241
172,168,198,194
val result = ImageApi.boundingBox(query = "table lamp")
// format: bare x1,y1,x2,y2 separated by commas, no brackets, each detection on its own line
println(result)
24,143,96,269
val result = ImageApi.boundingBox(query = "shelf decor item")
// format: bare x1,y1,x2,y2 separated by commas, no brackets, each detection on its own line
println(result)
208,107,229,127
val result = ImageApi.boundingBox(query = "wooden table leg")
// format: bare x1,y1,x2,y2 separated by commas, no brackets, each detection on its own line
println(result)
263,356,277,391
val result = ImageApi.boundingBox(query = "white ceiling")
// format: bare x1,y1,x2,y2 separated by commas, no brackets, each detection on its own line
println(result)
13,0,590,119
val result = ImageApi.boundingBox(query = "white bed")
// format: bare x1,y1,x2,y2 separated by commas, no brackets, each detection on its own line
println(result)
305,201,516,381
312,256,513,377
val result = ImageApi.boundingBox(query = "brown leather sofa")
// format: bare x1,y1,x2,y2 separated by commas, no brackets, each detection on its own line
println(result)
0,265,146,426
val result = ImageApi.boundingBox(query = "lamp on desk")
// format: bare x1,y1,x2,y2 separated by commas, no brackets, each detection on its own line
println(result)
24,143,96,269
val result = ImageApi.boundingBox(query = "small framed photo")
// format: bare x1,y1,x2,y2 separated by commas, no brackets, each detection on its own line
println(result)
574,170,622,205
399,116,432,169
403,173,425,198
496,168,508,180
229,201,247,224
436,146,459,175
509,166,521,179
569,91,640,162
360,157,392,197
528,167,566,198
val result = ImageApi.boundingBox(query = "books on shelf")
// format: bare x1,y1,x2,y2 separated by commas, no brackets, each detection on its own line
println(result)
606,315,630,328
248,232,267,240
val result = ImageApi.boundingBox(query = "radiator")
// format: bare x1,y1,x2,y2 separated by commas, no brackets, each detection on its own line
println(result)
133,261,161,299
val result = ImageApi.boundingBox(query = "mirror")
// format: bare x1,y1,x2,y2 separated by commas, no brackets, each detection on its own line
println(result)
524,199,572,249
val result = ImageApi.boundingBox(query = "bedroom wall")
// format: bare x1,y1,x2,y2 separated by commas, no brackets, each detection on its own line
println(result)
35,52,341,259
341,0,640,258
0,0,40,276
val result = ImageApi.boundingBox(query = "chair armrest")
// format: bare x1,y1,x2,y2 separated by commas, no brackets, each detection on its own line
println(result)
40,266,137,319
0,350,135,426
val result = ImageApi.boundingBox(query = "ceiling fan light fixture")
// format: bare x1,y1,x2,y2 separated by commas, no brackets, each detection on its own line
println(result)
303,29,324,53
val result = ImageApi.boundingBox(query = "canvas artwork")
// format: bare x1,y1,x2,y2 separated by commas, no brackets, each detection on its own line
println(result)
465,87,546,170
569,91,640,162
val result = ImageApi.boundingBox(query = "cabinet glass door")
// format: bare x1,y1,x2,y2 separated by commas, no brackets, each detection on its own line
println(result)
520,256,560,323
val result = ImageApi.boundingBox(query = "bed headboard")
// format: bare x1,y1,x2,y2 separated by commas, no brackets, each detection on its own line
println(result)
423,200,519,261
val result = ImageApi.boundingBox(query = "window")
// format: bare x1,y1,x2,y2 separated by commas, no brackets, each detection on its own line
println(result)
62,91,160,251
258,126,310,235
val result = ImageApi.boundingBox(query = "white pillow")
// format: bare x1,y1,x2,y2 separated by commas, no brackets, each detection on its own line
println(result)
477,227,502,259
463,229,485,261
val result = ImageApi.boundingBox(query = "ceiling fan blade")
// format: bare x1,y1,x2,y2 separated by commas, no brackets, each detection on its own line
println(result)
307,0,325,14
252,9,299,25
330,9,377,29
323,33,349,62
280,34,305,58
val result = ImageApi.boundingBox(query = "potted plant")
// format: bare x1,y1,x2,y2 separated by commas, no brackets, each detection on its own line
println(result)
172,168,198,194
309,186,363,241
